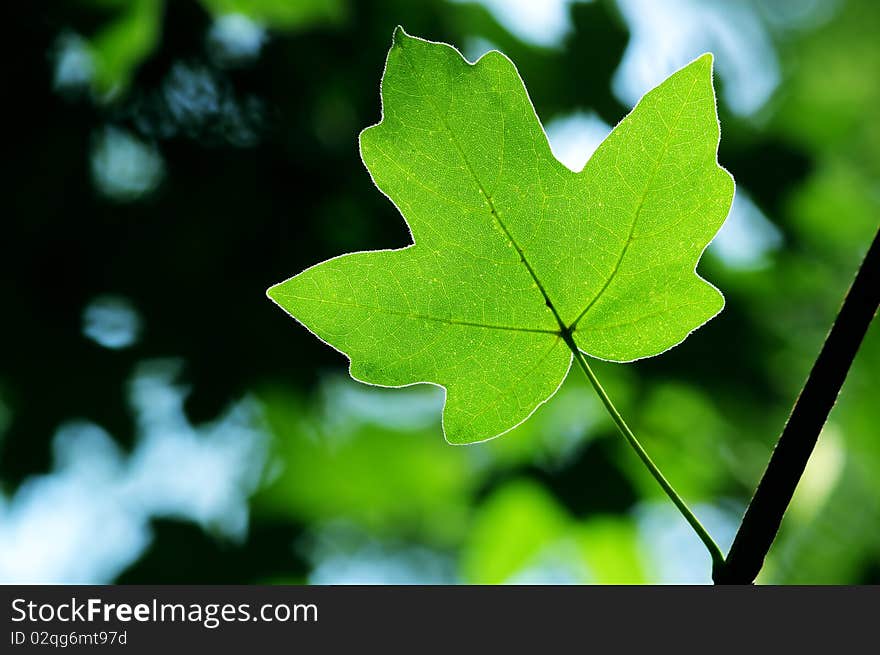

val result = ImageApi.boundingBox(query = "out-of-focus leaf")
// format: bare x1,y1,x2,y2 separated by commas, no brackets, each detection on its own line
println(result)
461,480,649,583
199,0,346,30
88,0,163,97
255,387,476,544
775,1,879,262
786,157,879,260
628,383,732,500
460,480,569,583
773,2,880,154
572,517,646,584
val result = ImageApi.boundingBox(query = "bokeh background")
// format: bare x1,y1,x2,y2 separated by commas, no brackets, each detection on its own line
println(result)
3,0,878,584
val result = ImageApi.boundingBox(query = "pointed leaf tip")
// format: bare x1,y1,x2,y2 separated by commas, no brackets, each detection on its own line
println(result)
392,25,409,45
696,52,714,71
266,283,282,302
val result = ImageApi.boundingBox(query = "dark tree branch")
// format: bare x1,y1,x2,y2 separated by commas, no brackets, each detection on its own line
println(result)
714,225,880,585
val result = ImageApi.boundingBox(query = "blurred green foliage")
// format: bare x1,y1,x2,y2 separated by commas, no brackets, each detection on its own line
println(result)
2,0,877,584
86,0,163,97
200,0,347,29
76,0,347,96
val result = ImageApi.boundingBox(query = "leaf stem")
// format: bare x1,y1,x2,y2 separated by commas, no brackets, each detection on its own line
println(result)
563,333,726,574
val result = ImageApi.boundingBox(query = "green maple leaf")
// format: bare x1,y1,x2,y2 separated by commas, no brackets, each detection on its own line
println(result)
268,28,734,444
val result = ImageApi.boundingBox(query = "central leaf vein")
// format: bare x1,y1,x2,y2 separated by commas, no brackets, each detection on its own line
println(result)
398,45,570,335
569,75,700,332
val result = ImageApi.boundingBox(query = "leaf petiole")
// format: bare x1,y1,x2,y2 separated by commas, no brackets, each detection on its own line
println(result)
562,332,726,574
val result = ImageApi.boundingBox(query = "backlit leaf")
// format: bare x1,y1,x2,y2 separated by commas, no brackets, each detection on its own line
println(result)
269,28,733,443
